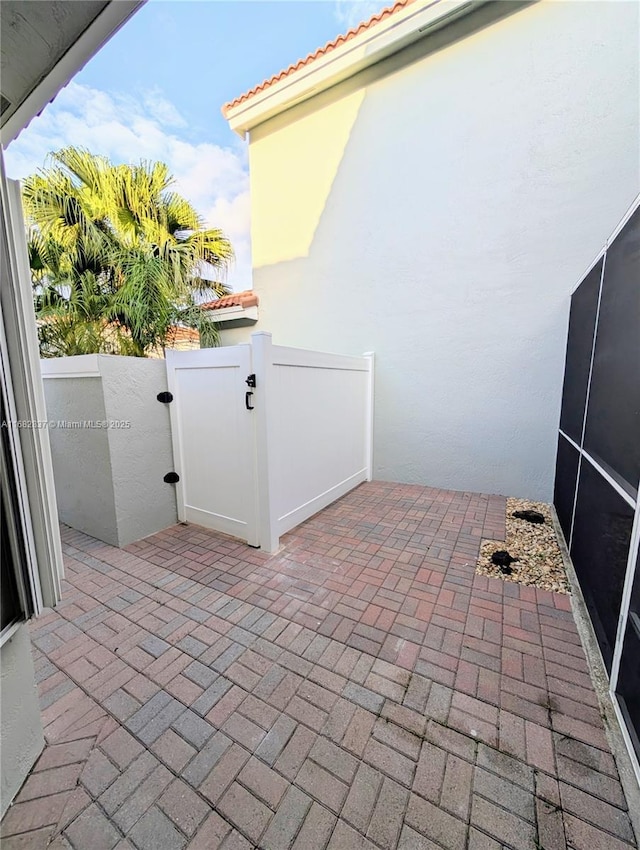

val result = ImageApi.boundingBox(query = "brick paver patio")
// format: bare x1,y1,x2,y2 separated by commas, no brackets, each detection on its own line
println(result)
1,481,636,850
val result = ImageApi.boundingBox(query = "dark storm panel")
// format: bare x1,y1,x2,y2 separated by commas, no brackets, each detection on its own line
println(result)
584,207,640,493
570,460,634,671
559,258,603,443
616,544,640,760
553,434,580,545
1,493,22,631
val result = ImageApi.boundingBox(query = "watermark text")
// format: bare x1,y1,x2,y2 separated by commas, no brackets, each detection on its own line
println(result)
2,420,132,430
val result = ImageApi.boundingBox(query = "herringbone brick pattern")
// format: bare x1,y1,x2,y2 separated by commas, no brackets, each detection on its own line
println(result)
1,482,636,850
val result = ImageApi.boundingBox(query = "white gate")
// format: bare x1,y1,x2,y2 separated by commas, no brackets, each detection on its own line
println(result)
165,345,259,546
166,333,374,552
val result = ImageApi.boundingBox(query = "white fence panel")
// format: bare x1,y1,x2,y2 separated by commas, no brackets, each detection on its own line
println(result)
166,346,259,546
252,332,373,551
166,333,373,553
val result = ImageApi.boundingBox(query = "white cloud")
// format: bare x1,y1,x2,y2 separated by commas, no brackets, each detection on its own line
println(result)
334,0,383,30
143,88,188,129
4,82,252,291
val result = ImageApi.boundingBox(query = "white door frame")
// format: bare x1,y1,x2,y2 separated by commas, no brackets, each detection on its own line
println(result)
0,157,63,612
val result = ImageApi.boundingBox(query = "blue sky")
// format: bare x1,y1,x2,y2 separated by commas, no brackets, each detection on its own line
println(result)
5,0,381,291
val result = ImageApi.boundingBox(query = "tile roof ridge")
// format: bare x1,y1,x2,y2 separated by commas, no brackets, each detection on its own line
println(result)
222,0,417,116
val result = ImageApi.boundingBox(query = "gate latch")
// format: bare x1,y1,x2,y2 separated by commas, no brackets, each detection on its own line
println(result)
245,374,256,410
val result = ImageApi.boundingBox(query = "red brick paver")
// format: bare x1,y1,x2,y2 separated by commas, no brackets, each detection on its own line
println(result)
1,482,636,850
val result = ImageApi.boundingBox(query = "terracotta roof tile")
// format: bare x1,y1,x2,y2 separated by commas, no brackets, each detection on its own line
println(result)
200,290,259,311
222,0,416,116
165,326,200,345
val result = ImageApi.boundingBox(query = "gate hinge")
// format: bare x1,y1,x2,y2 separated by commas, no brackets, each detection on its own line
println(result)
245,374,256,388
164,472,180,484
157,391,174,404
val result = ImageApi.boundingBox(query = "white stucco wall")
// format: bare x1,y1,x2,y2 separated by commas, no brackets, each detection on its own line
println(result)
44,374,119,544
238,0,640,501
43,356,177,546
0,625,44,816
100,356,177,546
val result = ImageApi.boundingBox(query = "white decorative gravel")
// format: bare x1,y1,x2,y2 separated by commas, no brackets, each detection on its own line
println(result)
476,497,570,594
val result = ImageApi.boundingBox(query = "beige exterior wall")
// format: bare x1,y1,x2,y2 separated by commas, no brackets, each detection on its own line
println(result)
236,0,640,501
249,88,365,269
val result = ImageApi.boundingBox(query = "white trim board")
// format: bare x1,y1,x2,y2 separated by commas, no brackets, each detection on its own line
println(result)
225,0,484,136
208,305,258,323
1,163,63,609
40,355,101,379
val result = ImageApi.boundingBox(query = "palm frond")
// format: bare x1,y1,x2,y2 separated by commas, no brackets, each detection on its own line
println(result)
24,146,234,357
171,301,221,349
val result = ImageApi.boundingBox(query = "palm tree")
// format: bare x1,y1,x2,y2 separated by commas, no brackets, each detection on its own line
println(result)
23,147,233,357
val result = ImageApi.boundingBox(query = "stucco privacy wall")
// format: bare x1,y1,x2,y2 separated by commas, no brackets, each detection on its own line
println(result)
44,373,118,544
100,356,177,547
42,355,177,546
0,625,44,816
235,0,640,501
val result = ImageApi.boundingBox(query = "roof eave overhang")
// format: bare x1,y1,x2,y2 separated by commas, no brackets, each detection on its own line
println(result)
225,0,484,138
1,0,145,147
208,304,259,324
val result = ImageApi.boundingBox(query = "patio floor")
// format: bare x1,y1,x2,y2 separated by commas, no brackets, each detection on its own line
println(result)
2,481,637,850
